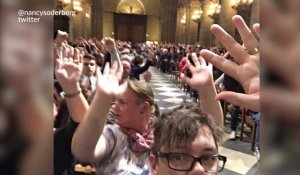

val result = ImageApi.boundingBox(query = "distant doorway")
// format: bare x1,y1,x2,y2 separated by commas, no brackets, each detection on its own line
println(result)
114,13,147,42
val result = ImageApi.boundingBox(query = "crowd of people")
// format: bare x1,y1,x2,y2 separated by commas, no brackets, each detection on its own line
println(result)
3,0,300,175
53,15,260,175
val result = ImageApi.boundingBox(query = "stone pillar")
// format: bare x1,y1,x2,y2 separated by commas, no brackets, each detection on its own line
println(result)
91,0,103,39
219,0,236,41
250,0,259,26
185,4,192,44
160,0,179,42
188,0,201,44
83,2,91,39
199,1,214,47
72,11,83,38
175,7,183,43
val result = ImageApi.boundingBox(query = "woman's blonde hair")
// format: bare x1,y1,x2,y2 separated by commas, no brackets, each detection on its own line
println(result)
127,80,159,117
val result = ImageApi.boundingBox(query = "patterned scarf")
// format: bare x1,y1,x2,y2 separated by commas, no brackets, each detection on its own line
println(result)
121,122,154,156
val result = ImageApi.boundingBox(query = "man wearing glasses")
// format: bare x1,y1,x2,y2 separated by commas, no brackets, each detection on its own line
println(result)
149,102,227,174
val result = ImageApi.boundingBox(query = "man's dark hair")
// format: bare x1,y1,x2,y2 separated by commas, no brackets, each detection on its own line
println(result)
153,102,223,152
83,54,96,61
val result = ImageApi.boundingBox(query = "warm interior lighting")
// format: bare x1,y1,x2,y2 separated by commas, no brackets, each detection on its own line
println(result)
181,14,186,24
73,0,83,12
63,0,71,4
192,9,203,21
231,0,253,10
116,0,145,14
208,2,221,17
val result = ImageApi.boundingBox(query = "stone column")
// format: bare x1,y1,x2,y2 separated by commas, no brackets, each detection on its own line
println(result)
72,11,83,38
188,0,201,44
185,4,192,44
199,1,214,47
219,0,236,40
175,7,183,43
160,0,179,42
82,2,91,39
91,0,103,39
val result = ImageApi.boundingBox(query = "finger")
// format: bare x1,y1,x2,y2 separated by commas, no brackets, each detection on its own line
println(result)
54,48,59,60
110,61,118,75
216,91,259,112
68,47,74,62
79,53,83,64
96,66,102,79
200,50,239,80
55,59,62,72
73,48,80,64
186,59,196,73
252,23,260,39
180,73,192,85
116,81,128,95
223,52,230,59
199,55,206,66
191,53,200,67
116,61,124,81
63,45,69,62
210,24,248,64
103,62,110,75
232,15,259,54
207,62,213,74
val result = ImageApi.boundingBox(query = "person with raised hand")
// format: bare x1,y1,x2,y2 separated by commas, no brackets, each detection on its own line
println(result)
149,53,226,175
181,53,224,128
200,15,260,112
55,45,89,123
72,61,158,174
102,37,122,70
54,45,91,175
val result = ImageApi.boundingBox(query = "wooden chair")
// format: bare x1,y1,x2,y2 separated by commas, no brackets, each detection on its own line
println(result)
222,101,229,124
74,164,96,175
240,108,257,151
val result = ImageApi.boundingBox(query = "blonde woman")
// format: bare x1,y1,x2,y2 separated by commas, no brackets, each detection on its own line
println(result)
72,62,158,174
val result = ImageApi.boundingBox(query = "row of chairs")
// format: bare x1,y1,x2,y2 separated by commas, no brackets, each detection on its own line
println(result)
223,102,257,151
170,68,199,103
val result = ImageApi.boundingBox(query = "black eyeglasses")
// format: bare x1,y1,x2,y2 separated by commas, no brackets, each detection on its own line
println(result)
154,151,227,172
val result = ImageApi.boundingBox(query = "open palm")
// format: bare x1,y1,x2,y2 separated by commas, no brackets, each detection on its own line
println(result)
96,61,125,97
55,45,83,93
201,15,260,112
181,53,214,91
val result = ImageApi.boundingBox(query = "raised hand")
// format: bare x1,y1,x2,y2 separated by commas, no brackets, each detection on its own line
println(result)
181,53,224,127
54,30,68,47
181,53,213,90
102,37,116,52
200,15,260,112
147,49,154,61
96,61,125,97
55,46,83,94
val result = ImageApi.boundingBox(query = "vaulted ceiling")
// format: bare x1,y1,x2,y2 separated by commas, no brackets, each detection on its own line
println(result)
103,0,160,16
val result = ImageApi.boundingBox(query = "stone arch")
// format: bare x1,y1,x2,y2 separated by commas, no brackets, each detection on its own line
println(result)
102,0,161,41
116,0,145,14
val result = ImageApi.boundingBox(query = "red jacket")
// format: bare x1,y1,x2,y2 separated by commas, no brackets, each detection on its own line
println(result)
179,57,187,73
